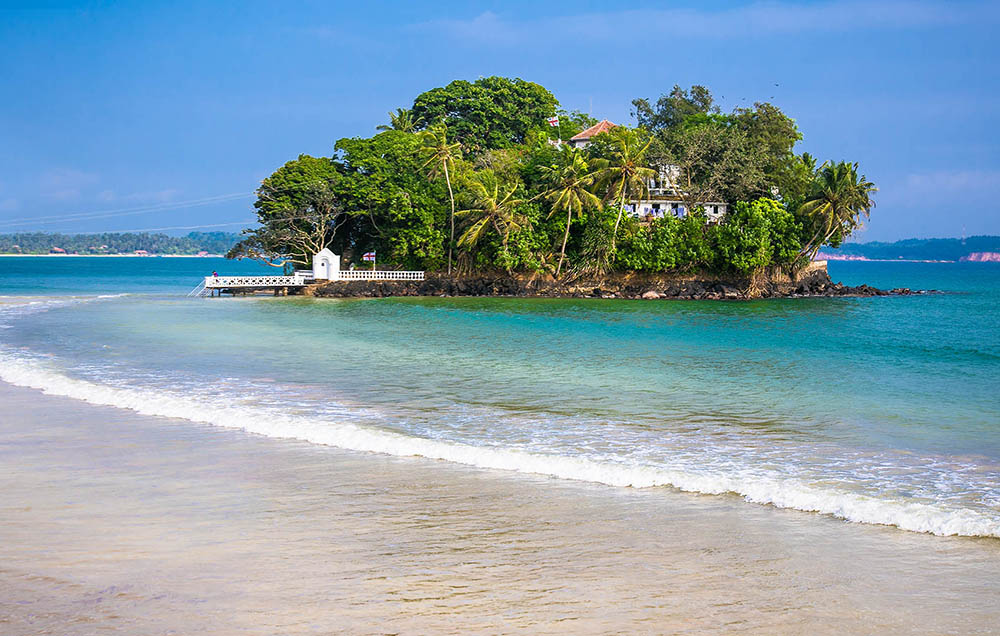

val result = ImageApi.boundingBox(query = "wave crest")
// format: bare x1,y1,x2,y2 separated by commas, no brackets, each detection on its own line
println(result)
0,352,997,539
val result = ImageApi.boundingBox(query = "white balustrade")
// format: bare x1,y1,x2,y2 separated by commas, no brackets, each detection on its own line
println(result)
336,270,425,281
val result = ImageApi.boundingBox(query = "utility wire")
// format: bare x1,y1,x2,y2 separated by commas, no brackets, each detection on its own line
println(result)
0,177,338,231
0,193,250,227
110,220,258,233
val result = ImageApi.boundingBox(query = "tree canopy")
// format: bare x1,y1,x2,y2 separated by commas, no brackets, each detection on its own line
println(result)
632,85,717,132
410,76,558,152
230,77,876,283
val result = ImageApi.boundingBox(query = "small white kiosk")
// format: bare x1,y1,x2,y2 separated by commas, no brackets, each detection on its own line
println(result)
312,248,340,280
197,249,423,296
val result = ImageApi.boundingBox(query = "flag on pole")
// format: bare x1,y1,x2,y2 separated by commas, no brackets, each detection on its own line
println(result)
547,116,560,127
362,251,376,262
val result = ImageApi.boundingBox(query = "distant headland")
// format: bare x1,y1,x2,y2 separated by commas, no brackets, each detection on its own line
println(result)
818,236,1000,263
0,231,240,256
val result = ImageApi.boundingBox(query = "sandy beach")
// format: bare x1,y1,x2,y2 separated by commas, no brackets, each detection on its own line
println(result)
2,381,999,635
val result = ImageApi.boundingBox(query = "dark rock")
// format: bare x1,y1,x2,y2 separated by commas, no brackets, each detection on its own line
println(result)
307,268,918,302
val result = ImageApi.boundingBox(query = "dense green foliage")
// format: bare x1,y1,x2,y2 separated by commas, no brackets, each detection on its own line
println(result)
232,77,877,281
411,77,558,153
0,232,240,255
632,85,717,132
714,199,802,273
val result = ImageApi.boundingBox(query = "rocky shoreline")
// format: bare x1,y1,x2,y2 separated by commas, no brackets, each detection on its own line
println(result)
310,264,920,301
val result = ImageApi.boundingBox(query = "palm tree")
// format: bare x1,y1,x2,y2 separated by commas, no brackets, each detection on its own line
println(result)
377,108,422,133
456,170,526,273
797,161,877,260
591,127,657,253
420,125,462,273
539,145,601,277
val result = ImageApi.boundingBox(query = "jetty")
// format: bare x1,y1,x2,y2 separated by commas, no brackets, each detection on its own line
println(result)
190,248,424,297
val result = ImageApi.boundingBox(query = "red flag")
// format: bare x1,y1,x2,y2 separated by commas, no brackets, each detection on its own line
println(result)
362,251,376,262
547,116,559,127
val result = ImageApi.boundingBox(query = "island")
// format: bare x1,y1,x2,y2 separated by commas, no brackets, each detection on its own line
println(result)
220,77,891,298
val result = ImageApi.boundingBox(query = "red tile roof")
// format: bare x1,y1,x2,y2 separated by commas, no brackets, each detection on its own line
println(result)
570,119,617,141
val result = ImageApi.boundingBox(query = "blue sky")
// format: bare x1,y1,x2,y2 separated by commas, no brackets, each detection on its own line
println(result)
1,0,998,241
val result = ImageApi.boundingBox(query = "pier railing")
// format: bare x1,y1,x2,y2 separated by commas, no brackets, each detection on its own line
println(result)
204,275,307,289
198,269,425,295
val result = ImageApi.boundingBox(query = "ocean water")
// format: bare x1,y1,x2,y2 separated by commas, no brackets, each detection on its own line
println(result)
1,257,999,539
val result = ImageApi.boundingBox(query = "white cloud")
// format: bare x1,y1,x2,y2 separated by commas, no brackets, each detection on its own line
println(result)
416,1,999,45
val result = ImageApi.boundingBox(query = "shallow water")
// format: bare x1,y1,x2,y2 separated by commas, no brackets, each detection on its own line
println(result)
1,257,999,632
1,258,998,538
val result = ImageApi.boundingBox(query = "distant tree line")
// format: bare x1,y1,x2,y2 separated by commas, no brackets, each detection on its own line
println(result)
823,236,1000,261
0,232,241,255
229,77,877,287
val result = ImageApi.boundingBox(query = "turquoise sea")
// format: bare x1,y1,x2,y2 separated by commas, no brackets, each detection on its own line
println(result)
1,256,998,538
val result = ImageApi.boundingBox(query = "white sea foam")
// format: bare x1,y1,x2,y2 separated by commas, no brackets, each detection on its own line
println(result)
1,351,997,539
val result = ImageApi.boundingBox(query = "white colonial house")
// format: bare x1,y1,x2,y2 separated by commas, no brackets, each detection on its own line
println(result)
567,119,729,223
628,163,728,224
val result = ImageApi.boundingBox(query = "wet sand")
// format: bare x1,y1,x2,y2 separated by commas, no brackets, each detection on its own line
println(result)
2,382,999,635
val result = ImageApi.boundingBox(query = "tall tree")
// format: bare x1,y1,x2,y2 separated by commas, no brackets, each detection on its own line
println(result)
797,161,877,260
376,108,422,133
251,154,340,221
335,131,446,268
420,125,462,274
539,145,601,277
456,170,526,273
733,102,803,197
657,122,764,213
228,181,344,268
228,155,343,267
776,152,818,211
411,76,558,152
632,85,717,132
590,127,657,253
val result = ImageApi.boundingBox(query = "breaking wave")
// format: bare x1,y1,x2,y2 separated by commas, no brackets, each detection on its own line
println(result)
1,349,997,539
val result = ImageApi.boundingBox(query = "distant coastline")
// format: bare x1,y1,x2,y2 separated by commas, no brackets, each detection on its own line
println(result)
821,236,1000,263
0,231,241,258
817,253,955,263
0,253,225,258
817,251,1000,263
